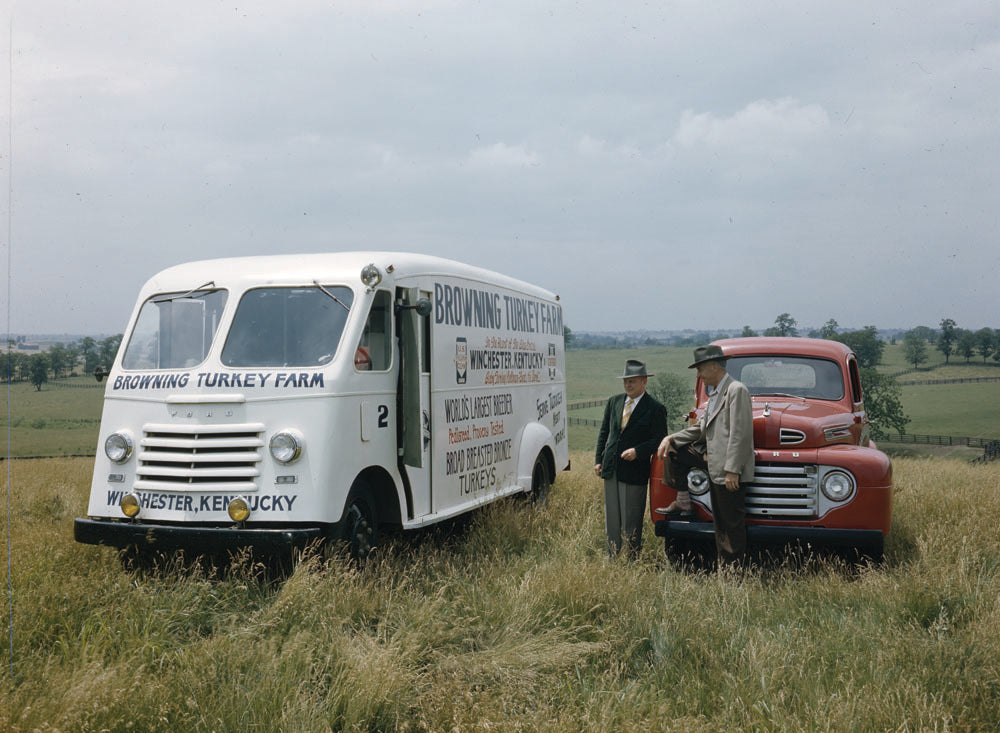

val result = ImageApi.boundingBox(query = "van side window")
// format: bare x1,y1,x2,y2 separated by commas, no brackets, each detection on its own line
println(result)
356,290,392,371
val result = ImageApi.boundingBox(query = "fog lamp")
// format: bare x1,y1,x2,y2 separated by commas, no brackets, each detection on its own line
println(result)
227,497,250,523
120,492,141,518
269,431,303,464
687,468,710,495
361,263,382,290
821,470,856,502
105,432,134,464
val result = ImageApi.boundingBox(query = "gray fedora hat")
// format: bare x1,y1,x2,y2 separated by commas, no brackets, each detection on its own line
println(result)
688,344,729,368
620,359,654,378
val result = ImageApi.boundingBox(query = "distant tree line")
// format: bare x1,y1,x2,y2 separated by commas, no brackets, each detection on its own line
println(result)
3,335,123,391
893,318,1000,370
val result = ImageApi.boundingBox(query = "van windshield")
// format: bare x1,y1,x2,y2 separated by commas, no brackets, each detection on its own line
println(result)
122,289,228,370
727,356,845,401
221,286,355,367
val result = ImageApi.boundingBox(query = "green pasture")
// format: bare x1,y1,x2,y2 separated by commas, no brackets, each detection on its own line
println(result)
879,341,1000,377
1,377,105,457
563,346,697,402
901,381,1000,439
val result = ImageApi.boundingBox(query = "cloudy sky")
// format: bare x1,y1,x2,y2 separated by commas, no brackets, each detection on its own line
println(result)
2,1,998,337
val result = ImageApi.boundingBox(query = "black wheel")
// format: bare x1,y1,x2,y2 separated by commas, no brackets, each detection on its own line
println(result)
341,489,378,564
530,455,551,504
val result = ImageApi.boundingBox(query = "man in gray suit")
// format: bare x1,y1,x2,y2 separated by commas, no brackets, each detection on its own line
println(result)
657,345,754,566
594,359,667,559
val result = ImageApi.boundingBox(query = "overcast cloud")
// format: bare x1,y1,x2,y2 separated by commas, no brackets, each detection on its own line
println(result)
2,1,998,336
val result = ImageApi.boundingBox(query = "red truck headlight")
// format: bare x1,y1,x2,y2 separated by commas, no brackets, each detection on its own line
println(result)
687,468,710,495
820,470,856,502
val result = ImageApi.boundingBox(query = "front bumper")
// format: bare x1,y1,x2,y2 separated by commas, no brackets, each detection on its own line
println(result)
74,517,324,554
654,519,884,551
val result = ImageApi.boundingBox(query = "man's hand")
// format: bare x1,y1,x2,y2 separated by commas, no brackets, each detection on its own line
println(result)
620,448,637,462
724,471,740,491
656,436,675,460
594,463,602,477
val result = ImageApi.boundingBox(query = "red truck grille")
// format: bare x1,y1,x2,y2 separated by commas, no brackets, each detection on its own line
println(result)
745,464,817,518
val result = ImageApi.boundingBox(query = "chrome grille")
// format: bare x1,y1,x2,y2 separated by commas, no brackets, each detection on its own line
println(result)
745,464,817,517
779,428,806,445
135,422,265,492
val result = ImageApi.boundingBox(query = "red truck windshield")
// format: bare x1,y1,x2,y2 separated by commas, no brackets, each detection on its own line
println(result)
726,356,844,401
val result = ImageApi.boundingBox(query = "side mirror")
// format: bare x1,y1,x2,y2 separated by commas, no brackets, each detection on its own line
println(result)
414,298,432,318
94,366,108,383
397,298,432,317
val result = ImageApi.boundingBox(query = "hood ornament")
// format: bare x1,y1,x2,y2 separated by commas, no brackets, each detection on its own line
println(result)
763,402,771,418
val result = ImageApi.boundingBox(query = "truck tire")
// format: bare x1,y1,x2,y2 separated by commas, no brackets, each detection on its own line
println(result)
529,454,551,504
341,488,378,564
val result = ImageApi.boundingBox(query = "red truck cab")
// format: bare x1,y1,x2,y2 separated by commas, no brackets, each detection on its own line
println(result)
651,337,892,559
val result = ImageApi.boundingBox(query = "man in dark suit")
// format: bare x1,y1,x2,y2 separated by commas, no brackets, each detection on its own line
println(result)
594,359,668,559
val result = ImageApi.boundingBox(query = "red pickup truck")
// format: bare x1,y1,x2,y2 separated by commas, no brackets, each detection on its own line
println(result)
651,337,893,560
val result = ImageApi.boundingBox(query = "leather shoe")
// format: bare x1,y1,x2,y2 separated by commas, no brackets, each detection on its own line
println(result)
655,504,693,519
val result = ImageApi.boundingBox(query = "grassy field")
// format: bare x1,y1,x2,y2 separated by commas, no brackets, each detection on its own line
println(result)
2,455,1000,730
3,345,1000,729
1,377,105,457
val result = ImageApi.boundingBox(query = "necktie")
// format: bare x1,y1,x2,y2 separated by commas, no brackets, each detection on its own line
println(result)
622,397,633,429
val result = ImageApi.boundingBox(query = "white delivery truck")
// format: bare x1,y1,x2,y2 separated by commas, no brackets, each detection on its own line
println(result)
74,252,568,560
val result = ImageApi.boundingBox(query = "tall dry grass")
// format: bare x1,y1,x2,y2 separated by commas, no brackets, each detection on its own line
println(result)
2,455,999,731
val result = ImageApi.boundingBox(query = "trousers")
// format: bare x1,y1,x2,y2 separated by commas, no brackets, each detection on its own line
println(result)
670,445,747,566
604,477,647,559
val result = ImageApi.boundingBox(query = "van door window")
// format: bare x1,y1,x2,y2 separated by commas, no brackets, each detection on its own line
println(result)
356,290,392,371
221,286,354,367
420,290,431,374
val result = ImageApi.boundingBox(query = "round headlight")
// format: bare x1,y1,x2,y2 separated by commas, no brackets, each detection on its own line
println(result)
269,431,303,464
821,470,856,501
687,468,710,496
227,497,250,523
120,492,141,518
105,432,134,464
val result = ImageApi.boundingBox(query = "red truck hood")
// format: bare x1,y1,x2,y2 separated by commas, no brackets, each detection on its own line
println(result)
751,398,858,449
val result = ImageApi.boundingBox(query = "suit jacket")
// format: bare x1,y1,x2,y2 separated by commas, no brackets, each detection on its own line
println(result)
670,373,754,485
595,392,668,484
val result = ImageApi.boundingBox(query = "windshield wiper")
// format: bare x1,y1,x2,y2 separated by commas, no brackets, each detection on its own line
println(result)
153,281,217,303
313,281,351,311
753,392,805,399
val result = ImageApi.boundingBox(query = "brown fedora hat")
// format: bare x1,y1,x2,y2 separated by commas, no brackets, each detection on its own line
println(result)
619,359,654,378
688,344,728,368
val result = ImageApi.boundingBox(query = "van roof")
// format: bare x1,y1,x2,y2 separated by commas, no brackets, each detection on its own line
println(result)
140,251,559,301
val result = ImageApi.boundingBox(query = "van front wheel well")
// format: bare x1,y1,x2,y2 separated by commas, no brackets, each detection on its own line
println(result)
529,448,554,503
352,466,402,530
